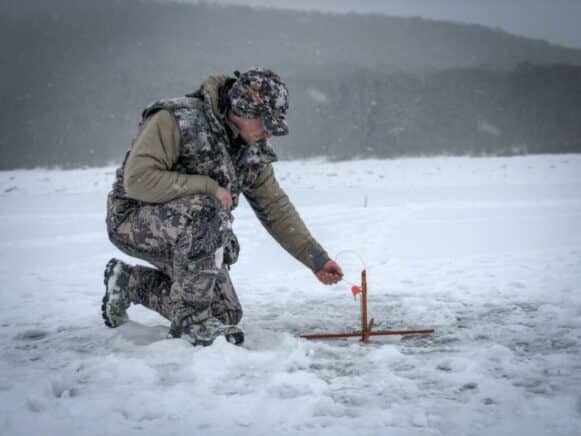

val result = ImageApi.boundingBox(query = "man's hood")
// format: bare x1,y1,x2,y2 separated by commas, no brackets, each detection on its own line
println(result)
189,74,231,127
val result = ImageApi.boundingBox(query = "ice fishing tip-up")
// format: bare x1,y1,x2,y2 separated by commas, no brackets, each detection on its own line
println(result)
300,270,435,343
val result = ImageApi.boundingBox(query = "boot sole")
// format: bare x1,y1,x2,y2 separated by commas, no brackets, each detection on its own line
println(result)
183,327,245,347
188,332,244,347
226,331,245,346
102,258,124,328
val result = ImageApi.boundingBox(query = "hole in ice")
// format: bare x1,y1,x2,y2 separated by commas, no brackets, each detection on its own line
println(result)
460,382,478,391
14,329,49,341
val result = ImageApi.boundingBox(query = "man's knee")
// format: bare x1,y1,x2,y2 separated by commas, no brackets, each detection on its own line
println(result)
178,195,224,230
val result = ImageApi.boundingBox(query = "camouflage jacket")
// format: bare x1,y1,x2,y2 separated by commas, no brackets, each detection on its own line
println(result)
106,75,329,272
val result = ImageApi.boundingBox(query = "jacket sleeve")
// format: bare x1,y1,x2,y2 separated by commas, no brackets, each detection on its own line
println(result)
124,110,219,203
243,164,330,273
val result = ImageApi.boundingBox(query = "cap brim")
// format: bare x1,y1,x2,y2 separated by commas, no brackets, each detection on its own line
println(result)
263,116,289,136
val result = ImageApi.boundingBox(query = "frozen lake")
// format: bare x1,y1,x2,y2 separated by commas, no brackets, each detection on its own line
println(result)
1,155,580,435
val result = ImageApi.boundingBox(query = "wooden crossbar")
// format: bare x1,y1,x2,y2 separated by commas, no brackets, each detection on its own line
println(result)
300,269,435,342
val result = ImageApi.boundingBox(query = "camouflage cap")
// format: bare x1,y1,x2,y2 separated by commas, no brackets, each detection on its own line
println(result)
229,68,289,136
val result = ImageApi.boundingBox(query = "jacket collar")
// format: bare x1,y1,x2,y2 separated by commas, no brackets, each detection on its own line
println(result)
188,75,231,134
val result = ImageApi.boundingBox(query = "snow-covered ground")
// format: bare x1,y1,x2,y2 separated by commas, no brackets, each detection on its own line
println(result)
1,155,580,436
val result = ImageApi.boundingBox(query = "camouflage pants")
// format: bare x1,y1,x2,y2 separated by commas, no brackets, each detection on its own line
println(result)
106,194,242,331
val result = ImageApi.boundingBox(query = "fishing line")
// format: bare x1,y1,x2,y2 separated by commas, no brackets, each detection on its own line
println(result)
334,249,391,289
334,249,367,288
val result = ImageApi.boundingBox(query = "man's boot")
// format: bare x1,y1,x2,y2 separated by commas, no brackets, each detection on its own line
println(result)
101,258,132,328
182,317,244,346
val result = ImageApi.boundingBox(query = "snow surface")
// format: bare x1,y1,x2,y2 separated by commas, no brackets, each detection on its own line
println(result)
0,155,580,436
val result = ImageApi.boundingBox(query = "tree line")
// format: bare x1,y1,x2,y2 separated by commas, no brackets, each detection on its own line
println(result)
282,62,581,159
1,0,580,168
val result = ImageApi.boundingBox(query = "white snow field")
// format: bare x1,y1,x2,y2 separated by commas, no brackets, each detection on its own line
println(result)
0,155,580,436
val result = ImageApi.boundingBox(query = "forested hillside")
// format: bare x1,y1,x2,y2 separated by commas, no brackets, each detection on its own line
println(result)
2,0,580,168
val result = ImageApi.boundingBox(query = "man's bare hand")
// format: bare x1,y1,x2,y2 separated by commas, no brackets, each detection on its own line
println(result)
315,260,344,285
215,187,233,211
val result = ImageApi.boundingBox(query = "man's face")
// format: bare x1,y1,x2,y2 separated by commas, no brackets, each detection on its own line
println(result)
230,113,272,144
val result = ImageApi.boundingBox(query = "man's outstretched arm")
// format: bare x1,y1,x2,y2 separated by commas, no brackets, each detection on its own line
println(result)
244,164,343,284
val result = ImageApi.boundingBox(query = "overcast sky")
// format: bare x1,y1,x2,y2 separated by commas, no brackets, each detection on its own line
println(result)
183,0,581,48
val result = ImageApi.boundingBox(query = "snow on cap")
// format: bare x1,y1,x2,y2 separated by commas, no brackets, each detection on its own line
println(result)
229,68,289,136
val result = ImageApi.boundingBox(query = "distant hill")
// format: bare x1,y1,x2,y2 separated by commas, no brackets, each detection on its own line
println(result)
287,63,581,159
1,0,581,168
